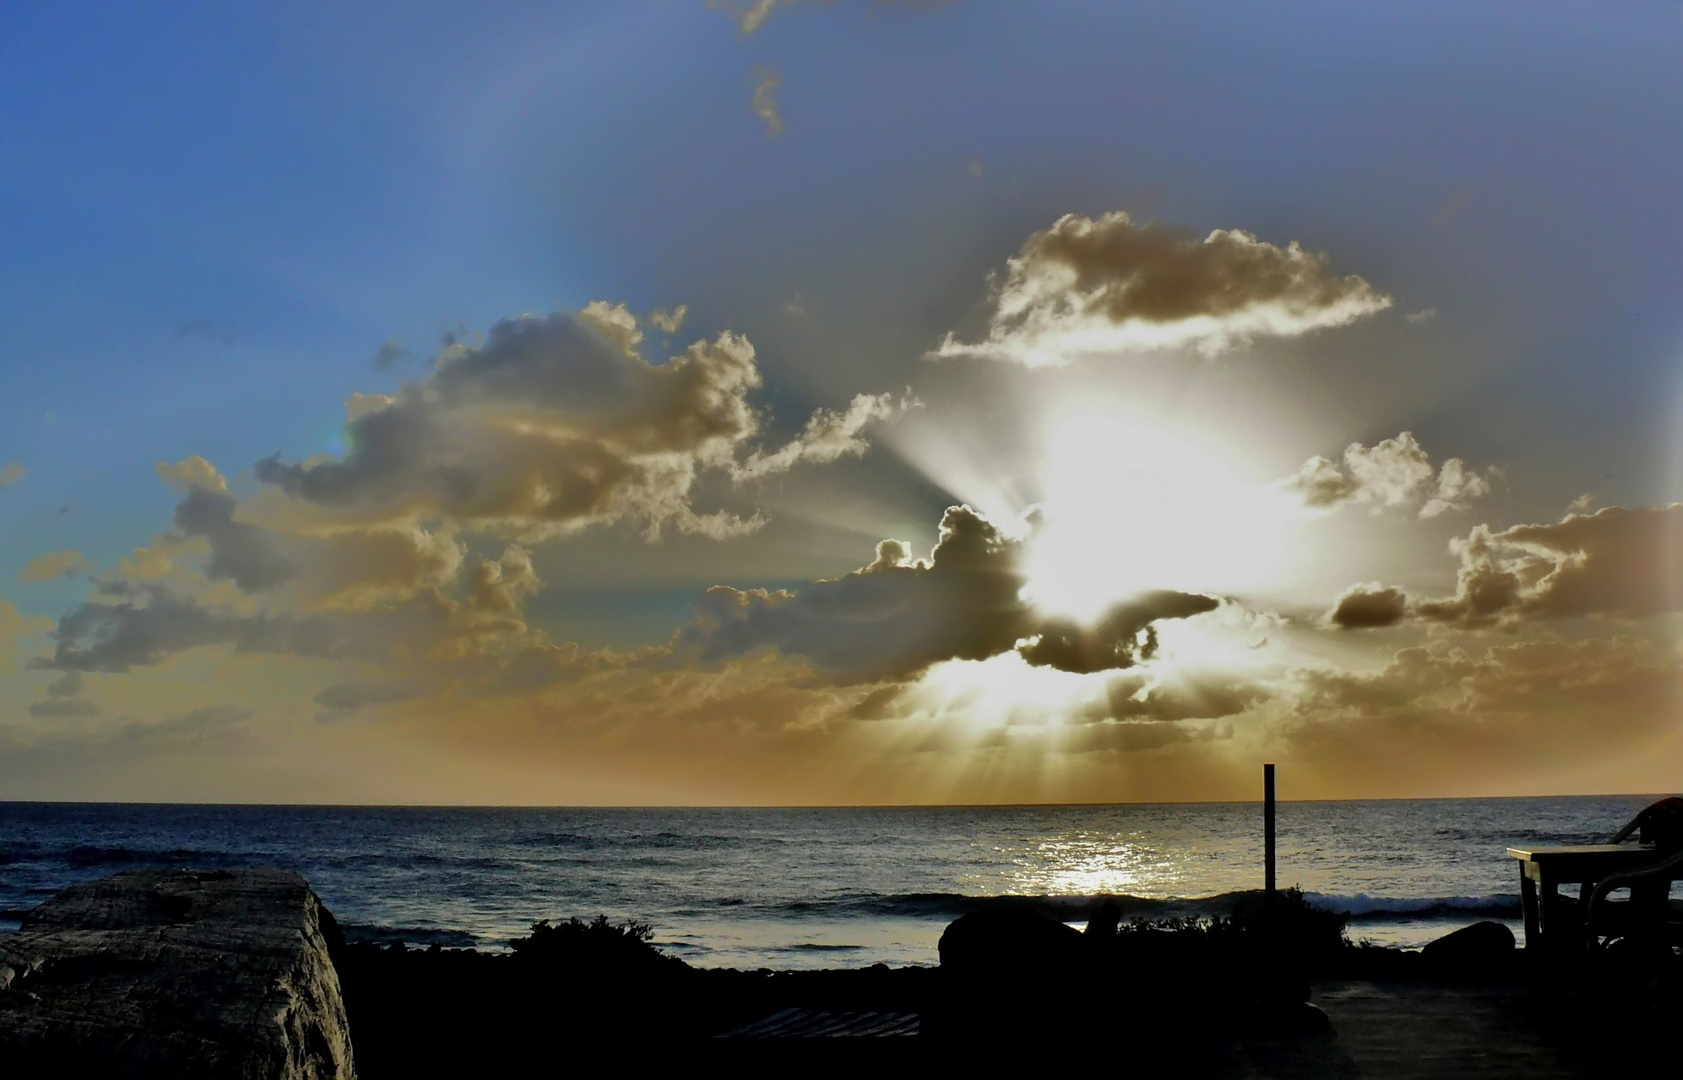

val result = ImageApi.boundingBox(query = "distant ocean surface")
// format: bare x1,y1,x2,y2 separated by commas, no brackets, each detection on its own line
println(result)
0,797,1655,969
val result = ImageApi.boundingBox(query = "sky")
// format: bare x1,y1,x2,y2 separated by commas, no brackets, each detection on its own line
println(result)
3,1,1683,804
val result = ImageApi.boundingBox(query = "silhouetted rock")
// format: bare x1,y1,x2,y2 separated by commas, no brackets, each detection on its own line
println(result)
0,868,354,1079
1422,920,1515,977
938,906,1085,978
1085,899,1122,938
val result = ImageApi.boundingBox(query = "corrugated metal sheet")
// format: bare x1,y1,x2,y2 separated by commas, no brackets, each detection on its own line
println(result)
716,1008,921,1038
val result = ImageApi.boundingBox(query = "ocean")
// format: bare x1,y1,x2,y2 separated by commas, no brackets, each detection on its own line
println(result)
0,796,1655,969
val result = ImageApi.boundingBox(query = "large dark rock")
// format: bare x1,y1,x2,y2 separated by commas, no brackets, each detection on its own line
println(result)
938,906,1086,979
1422,920,1515,977
927,906,1093,1041
0,868,355,1079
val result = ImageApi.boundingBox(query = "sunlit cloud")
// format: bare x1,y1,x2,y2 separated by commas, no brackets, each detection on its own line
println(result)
0,598,53,669
1330,504,1683,628
18,550,86,584
932,211,1391,366
1281,431,1497,519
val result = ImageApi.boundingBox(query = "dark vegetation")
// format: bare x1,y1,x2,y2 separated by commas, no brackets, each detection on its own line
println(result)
330,890,1613,1073
331,914,937,1074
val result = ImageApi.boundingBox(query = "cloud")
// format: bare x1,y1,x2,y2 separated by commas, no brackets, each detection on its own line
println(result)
372,338,409,370
1416,505,1683,625
313,680,421,722
28,698,102,718
346,392,395,422
713,0,792,34
931,211,1391,366
86,706,257,755
1329,504,1683,629
1017,591,1220,674
1420,456,1497,519
26,671,100,718
0,463,24,490
40,587,253,673
170,479,295,592
1325,583,1409,629
751,66,784,136
1093,669,1264,722
1291,637,1679,747
38,534,548,676
1282,432,1495,518
0,598,52,669
18,549,86,584
678,504,1219,683
252,304,895,544
649,306,688,334
156,455,228,494
734,391,916,480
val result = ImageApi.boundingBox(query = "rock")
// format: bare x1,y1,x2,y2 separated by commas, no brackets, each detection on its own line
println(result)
927,907,1091,1041
1422,920,1515,976
0,868,355,1079
1084,900,1122,938
938,906,1086,979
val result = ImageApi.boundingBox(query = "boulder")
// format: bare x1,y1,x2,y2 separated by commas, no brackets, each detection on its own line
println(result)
938,906,1086,979
0,868,355,1079
1422,920,1515,977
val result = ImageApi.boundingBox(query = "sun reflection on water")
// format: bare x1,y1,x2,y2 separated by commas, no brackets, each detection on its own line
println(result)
988,831,1187,898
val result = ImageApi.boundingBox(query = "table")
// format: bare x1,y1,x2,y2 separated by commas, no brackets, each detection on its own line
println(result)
1505,844,1671,951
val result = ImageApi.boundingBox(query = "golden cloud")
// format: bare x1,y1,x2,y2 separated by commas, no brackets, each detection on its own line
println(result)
933,211,1391,365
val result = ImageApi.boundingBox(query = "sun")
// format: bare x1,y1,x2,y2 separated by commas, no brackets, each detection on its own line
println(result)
1021,408,1299,622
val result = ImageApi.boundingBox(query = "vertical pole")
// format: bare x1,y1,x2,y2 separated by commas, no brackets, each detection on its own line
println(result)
1264,762,1277,901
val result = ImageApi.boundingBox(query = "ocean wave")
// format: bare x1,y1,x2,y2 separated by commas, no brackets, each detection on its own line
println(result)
61,845,270,868
788,942,866,951
1303,892,1520,920
339,923,481,949
760,889,1521,923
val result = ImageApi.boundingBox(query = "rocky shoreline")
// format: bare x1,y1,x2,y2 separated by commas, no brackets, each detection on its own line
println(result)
2,869,1674,1077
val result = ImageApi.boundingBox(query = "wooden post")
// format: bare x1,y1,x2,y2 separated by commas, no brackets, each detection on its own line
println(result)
1264,762,1277,900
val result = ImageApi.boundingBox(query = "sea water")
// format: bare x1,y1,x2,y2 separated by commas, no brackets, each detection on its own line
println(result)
0,796,1656,969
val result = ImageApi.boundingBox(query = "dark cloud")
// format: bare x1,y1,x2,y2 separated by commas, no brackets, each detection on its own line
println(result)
44,671,85,698
41,588,247,673
1327,583,1409,629
371,338,409,370
1017,591,1220,674
173,485,294,592
679,504,1219,683
27,672,100,717
933,211,1390,365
